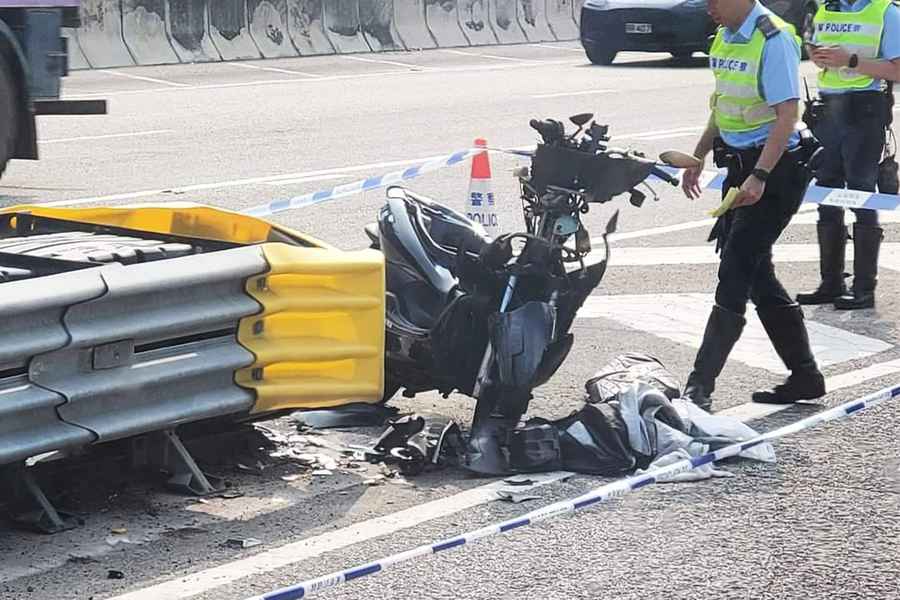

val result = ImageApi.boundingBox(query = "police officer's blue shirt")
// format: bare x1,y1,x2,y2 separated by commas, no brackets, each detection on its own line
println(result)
719,2,802,149
818,0,900,95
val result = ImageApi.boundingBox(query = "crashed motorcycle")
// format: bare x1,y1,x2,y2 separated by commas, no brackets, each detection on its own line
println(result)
364,114,700,475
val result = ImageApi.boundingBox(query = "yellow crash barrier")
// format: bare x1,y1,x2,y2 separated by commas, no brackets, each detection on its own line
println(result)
237,242,385,415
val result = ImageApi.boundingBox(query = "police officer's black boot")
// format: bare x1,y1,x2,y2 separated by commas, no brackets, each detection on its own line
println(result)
752,304,826,404
683,305,745,411
834,223,883,310
796,222,848,305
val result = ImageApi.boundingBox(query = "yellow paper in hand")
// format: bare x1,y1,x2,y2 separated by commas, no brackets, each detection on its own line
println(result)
708,187,740,217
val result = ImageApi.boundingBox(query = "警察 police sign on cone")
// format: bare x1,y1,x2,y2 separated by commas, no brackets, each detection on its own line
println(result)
467,139,500,238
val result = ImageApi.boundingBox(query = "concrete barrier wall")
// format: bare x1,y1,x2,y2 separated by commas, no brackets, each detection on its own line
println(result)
425,0,467,48
490,0,527,43
459,0,498,46
208,0,262,60
546,0,578,41
286,0,334,55
76,0,135,67
516,0,555,42
361,0,404,51
167,0,220,62
66,0,583,69
122,0,179,64
394,0,436,50
248,0,299,58
323,0,370,53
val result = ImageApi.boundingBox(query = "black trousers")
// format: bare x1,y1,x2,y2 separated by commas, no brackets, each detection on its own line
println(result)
813,91,886,227
711,143,810,315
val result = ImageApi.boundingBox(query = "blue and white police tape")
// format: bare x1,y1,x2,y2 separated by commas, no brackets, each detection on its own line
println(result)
652,165,900,212
241,145,900,219
245,382,900,600
243,148,481,217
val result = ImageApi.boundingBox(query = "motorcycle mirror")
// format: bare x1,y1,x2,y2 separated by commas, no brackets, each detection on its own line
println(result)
569,113,594,127
659,150,702,169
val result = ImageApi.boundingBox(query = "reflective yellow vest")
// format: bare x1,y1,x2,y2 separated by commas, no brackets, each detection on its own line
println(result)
814,0,891,92
709,14,798,132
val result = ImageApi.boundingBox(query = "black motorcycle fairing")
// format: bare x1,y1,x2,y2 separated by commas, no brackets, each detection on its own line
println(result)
429,292,492,397
380,196,458,297
385,186,491,266
529,144,654,203
490,301,555,393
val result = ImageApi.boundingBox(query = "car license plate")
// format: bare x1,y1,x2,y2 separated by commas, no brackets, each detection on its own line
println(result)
625,23,652,34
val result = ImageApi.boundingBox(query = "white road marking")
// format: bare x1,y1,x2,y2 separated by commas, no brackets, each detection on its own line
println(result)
531,89,615,99
264,173,353,186
98,69,189,87
226,61,317,77
719,358,900,421
791,207,900,225
103,472,571,600
343,55,430,70
42,151,470,207
528,43,586,52
440,49,538,63
44,125,700,207
602,205,819,242
614,125,705,140
599,243,900,272
578,292,892,374
39,130,174,144
634,131,701,141
67,59,582,99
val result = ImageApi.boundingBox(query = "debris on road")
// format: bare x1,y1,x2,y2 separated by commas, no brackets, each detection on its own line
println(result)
291,403,399,429
495,491,541,504
226,538,263,549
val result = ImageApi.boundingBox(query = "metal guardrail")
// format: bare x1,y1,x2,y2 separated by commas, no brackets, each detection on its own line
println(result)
0,205,386,480
0,246,268,466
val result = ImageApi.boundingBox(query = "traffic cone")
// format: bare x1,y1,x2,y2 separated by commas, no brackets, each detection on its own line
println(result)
466,138,500,238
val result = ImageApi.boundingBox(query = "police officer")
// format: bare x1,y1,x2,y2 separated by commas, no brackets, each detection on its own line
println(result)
796,0,900,310
680,0,826,408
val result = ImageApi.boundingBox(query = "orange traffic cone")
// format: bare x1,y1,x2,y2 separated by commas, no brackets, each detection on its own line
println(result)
466,138,500,238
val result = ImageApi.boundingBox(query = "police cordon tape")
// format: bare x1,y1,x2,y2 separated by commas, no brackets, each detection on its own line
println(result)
241,145,900,219
245,383,900,600
242,149,481,218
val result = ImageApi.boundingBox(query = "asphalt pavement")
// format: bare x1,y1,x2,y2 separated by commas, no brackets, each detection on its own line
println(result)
1,43,898,600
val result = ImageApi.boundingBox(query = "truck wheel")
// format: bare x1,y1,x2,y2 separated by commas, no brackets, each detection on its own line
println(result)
0,58,19,179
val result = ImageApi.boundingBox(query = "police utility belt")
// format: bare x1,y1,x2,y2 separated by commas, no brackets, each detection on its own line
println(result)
803,85,895,130
712,129,820,174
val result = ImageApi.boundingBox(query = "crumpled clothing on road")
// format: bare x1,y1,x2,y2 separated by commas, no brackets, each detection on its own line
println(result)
636,448,736,483
368,353,775,480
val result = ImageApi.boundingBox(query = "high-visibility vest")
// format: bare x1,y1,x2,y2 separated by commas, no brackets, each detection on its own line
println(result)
814,0,891,92
709,14,798,132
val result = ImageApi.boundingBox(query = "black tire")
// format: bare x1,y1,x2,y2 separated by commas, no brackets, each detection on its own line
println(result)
670,50,694,60
0,57,18,180
585,46,617,65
